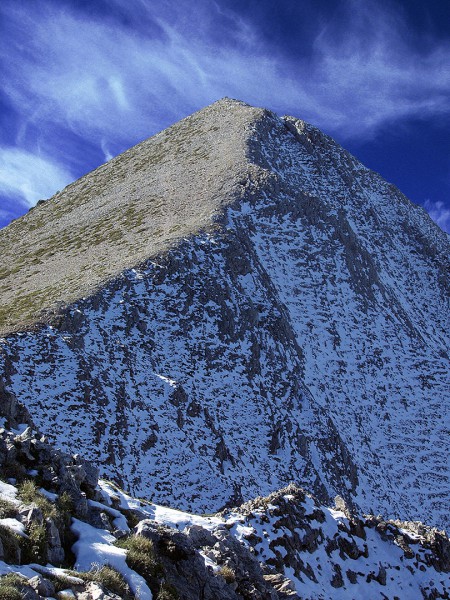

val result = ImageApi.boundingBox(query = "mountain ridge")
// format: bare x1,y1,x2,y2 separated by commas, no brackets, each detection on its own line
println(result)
0,98,263,335
0,99,449,534
2,98,446,336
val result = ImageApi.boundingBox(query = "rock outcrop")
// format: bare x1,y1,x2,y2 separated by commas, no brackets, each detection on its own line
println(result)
219,485,450,599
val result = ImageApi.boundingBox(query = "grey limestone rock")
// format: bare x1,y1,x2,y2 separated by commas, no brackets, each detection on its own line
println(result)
46,517,65,564
0,378,35,430
28,575,56,597
0,99,449,534
75,582,123,599
2,97,448,533
135,519,290,599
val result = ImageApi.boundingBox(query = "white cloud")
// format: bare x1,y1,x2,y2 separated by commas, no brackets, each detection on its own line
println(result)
423,199,450,233
305,1,450,136
2,0,450,149
0,148,73,208
101,139,114,162
1,0,449,223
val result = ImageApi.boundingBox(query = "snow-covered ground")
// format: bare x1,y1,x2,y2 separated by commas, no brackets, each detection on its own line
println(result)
71,519,152,599
99,481,450,599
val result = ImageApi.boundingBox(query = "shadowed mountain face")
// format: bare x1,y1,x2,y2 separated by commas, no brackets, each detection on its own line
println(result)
0,99,448,529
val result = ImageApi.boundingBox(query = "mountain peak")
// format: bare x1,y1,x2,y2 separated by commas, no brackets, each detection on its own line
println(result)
1,99,449,535
0,100,266,334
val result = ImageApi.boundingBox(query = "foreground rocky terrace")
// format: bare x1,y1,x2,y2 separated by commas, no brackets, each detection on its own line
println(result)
0,398,448,599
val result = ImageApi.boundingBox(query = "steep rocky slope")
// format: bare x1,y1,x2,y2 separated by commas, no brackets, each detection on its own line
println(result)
0,99,448,534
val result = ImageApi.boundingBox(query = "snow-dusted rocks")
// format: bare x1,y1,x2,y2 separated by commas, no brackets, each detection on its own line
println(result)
95,481,450,600
220,485,450,599
0,99,449,533
0,413,448,599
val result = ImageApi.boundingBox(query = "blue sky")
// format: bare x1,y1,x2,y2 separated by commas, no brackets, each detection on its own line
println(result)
1,0,449,231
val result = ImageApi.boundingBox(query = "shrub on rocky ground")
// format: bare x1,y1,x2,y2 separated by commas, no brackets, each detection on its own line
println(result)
0,498,18,519
116,534,164,581
78,565,133,599
51,573,81,593
17,480,76,566
0,573,26,599
55,491,74,525
218,565,236,584
0,525,22,563
22,522,47,564
17,480,56,519
157,582,179,599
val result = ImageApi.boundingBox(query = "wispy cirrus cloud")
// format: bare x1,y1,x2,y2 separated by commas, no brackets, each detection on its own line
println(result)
423,199,450,233
0,148,73,208
2,0,450,145
307,1,450,135
0,0,449,226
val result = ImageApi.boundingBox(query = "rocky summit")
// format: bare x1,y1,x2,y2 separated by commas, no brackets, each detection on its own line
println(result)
0,98,449,598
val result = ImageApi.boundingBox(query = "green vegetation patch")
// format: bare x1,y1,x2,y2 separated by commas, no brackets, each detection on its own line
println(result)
116,534,164,581
218,564,236,584
17,480,56,519
0,525,22,564
0,498,18,519
0,573,27,600
157,582,180,599
17,481,75,565
21,522,47,565
76,565,133,599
